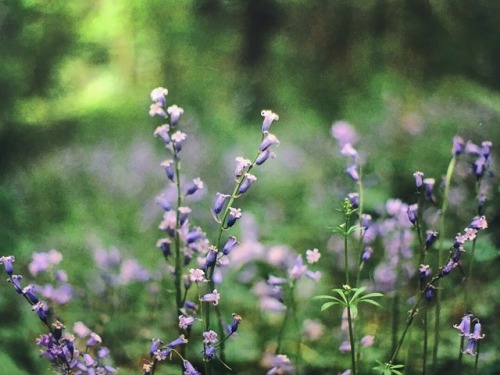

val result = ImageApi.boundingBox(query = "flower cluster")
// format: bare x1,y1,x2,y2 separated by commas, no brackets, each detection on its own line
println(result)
453,313,485,356
0,255,116,374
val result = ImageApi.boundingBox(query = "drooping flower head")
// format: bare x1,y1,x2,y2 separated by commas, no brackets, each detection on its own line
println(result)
261,110,279,133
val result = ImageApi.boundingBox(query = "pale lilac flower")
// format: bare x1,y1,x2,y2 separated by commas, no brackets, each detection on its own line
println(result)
347,192,359,208
149,102,167,118
340,143,358,158
360,335,375,347
407,203,418,225
234,157,252,177
259,132,280,152
452,136,465,155
178,206,192,225
302,319,325,341
423,178,436,202
261,110,279,132
154,124,170,144
150,87,168,105
32,301,49,323
346,164,359,182
462,339,477,356
305,270,322,282
179,315,196,329
201,289,220,305
171,131,187,151
73,321,92,338
425,230,438,249
157,238,171,256
266,354,294,375
229,313,242,334
331,120,358,147
418,264,431,281
362,246,374,262
28,250,63,276
339,340,351,353
167,104,184,125
189,268,206,283
413,171,424,190
203,330,218,345
468,215,488,230
468,321,485,340
305,248,321,264
222,236,239,255
119,259,150,284
87,332,102,347
183,359,200,375
160,159,175,181
288,255,307,280
22,284,39,304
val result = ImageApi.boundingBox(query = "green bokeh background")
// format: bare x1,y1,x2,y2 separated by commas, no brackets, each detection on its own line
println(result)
1,1,500,374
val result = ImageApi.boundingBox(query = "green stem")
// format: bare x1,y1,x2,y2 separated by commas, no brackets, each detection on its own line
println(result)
346,301,357,375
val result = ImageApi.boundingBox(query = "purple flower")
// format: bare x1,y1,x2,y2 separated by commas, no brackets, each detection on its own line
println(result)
452,136,465,155
441,260,457,276
462,339,477,356
150,87,168,106
186,178,204,196
32,301,49,323
22,284,39,304
203,345,217,360
238,173,257,194
347,192,359,208
331,121,358,147
305,248,321,264
202,330,218,345
204,246,218,269
261,110,279,132
468,215,488,230
8,274,24,294
226,207,242,227
469,321,485,340
229,313,242,334
413,171,424,190
0,255,15,275
213,193,230,215
256,149,276,166
362,247,374,262
149,102,167,118
340,143,358,158
156,238,172,257
424,230,438,249
234,157,252,177
423,178,436,203
183,359,201,375
171,131,187,152
86,332,102,347
149,338,163,355
153,124,170,144
179,315,196,329
418,264,431,281
167,334,188,348
480,140,492,158
167,104,184,126
200,289,220,305
266,354,294,375
222,236,239,255
188,268,206,283
160,159,175,182
346,164,359,182
288,255,307,280
259,132,280,152
407,203,418,225
425,285,436,302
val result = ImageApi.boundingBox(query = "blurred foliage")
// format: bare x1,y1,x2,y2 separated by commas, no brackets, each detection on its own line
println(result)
1,0,500,374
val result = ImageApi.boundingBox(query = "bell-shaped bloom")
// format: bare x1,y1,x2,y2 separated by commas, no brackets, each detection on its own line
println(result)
229,313,242,334
183,359,200,375
150,87,168,106
149,338,163,355
413,171,424,190
167,334,188,349
425,230,438,249
149,102,167,118
362,247,374,262
340,143,358,158
179,315,196,330
462,339,477,356
167,104,184,126
160,159,175,182
238,173,257,194
171,131,187,152
407,203,418,226
452,136,465,155
347,192,359,209
200,289,220,305
346,164,359,182
288,255,308,280
226,207,242,227
0,255,15,275
222,236,239,255
255,149,276,166
418,264,431,281
22,284,39,304
453,314,472,336
234,157,252,177
32,301,49,323
423,178,436,203
468,215,488,230
204,246,218,269
261,110,279,132
186,178,204,196
331,121,358,148
154,124,170,144
213,193,230,215
425,284,436,302
8,274,24,294
259,132,280,152
469,321,485,340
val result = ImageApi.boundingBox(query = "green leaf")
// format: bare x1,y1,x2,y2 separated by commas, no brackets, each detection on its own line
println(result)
320,301,338,311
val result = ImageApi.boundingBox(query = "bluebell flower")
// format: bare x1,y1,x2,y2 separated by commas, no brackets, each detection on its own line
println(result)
203,345,217,360
8,274,24,294
234,157,252,177
154,124,170,144
167,104,184,126
451,246,465,262
226,207,242,227
149,338,163,356
160,159,175,182
480,140,492,158
213,192,230,214
179,315,196,329
52,320,65,341
347,192,359,209
22,284,39,304
468,215,488,230
413,171,424,190
346,164,359,182
418,264,431,281
222,236,239,255
288,255,307,280
150,87,168,106
204,246,218,269
186,177,204,196
266,354,294,375
167,334,188,348
452,136,465,155
462,339,477,356
256,149,276,166
424,230,438,249
259,132,280,152
407,203,418,225
423,178,436,203
361,214,372,230
331,120,358,148
86,332,102,347
238,173,257,194
184,300,198,312
340,143,358,158
261,110,279,132
156,238,172,257
472,155,487,179
203,330,218,345
149,102,167,118
178,206,191,225
183,359,201,375
425,285,436,302
200,289,220,305
469,320,485,340
362,247,374,262
171,131,187,152
0,255,15,275
32,301,49,323
187,227,204,244
441,260,457,276
229,313,242,334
